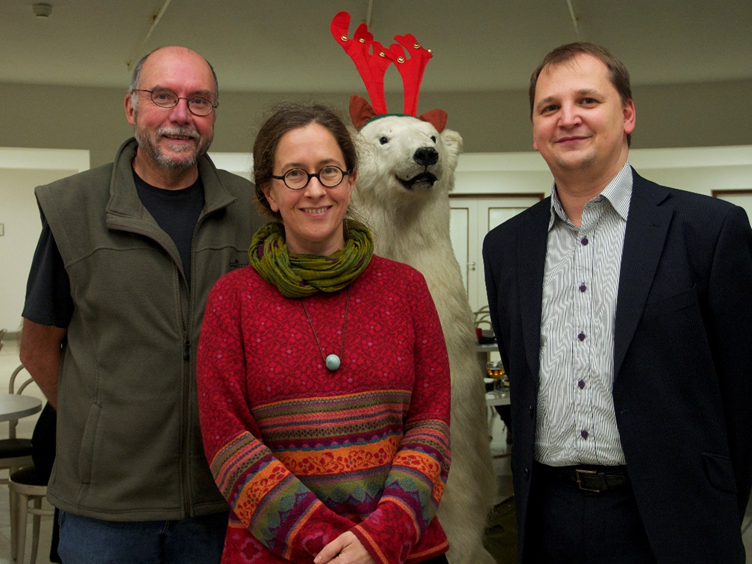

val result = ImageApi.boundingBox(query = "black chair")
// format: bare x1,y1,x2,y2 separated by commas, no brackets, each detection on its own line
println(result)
9,402,60,563
0,365,36,560
0,366,35,484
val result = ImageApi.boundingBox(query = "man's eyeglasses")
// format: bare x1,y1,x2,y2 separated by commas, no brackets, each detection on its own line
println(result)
133,88,217,116
271,166,350,190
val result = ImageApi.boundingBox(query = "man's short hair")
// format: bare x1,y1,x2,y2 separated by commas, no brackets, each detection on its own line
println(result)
528,42,633,145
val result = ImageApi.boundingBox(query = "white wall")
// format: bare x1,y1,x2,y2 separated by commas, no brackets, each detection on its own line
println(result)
629,146,752,199
453,145,752,198
208,152,253,181
1,145,749,332
207,145,752,312
451,145,752,312
211,145,752,200
0,148,89,332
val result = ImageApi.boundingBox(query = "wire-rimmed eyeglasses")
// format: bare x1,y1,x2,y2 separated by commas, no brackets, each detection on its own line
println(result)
132,88,217,116
271,165,350,190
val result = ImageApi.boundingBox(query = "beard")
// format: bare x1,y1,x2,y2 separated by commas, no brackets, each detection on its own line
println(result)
134,123,213,171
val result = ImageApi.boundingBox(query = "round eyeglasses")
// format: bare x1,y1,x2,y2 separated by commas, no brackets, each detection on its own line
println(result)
133,88,217,116
271,165,350,190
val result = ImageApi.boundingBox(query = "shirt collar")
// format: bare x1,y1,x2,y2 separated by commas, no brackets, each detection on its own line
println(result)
548,162,633,231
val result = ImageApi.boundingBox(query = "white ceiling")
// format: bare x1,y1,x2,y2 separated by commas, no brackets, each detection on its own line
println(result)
1,0,751,96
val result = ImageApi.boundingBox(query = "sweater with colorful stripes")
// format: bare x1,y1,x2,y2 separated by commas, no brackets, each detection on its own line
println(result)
197,256,451,563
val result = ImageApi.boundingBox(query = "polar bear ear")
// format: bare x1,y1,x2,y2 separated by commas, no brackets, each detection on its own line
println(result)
441,129,464,167
418,109,447,133
350,95,377,130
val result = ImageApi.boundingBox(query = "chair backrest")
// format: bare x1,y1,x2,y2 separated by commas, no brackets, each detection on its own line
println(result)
8,365,36,440
473,305,492,329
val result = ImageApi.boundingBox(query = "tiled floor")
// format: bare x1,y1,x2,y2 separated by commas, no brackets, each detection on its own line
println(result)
0,336,750,563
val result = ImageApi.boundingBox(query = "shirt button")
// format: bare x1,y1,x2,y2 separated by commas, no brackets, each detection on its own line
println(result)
579,283,587,292
578,332,586,341
581,429,589,439
578,380,585,389
581,236,589,246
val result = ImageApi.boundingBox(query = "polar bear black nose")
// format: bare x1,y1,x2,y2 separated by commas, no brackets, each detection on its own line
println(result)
414,147,439,166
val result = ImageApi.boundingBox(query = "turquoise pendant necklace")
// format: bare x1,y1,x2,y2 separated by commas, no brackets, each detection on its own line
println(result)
301,288,350,372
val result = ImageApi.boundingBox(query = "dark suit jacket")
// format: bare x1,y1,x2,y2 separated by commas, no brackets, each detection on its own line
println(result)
483,170,752,564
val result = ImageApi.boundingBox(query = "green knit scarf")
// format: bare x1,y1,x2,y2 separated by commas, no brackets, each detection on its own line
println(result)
249,219,374,298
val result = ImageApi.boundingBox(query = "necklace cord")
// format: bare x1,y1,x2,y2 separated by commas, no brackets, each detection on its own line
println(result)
301,287,350,369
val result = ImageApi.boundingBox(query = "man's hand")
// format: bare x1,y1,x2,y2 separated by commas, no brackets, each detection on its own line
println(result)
314,531,376,564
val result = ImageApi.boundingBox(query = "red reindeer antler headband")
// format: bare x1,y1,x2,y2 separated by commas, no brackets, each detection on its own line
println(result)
330,11,447,132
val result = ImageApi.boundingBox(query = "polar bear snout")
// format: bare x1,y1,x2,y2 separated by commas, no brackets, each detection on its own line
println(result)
414,146,439,166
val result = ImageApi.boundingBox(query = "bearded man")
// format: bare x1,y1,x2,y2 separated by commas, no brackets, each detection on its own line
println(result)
20,46,263,563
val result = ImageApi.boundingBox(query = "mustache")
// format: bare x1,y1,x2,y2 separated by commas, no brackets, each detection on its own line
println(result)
158,127,200,141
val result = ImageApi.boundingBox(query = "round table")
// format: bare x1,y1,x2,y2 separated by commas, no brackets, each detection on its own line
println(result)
0,393,42,423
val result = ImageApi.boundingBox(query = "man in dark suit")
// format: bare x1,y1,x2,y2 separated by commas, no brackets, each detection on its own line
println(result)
483,42,752,563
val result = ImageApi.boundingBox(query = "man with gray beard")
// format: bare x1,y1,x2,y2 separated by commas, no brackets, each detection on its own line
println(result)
20,46,264,563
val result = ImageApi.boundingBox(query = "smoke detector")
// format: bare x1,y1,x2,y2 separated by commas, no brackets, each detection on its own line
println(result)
32,3,52,18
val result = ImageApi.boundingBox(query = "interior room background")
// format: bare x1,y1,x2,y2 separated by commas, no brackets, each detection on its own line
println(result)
1,0,751,330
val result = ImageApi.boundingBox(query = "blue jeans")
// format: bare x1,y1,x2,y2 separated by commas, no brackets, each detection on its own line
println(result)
57,510,228,564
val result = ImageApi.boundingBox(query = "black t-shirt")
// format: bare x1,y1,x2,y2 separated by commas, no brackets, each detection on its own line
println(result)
23,218,74,327
22,171,204,328
133,170,204,286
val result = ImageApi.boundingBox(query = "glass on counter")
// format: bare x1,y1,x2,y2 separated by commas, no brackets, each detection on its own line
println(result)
486,360,505,379
486,360,508,391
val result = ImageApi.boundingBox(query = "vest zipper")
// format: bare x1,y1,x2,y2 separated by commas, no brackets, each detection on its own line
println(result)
183,331,190,361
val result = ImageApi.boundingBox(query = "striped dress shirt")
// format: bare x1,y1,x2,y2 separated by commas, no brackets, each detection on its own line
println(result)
536,162,633,466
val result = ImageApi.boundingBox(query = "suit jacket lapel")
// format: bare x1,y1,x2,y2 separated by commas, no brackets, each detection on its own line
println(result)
518,199,551,384
613,171,673,379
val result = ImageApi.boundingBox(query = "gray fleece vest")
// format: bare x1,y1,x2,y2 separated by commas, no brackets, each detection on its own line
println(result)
36,138,263,521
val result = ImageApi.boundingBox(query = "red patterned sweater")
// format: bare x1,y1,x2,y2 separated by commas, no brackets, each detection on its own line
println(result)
197,255,451,563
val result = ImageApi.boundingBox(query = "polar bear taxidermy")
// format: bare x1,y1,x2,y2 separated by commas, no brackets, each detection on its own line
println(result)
332,12,497,564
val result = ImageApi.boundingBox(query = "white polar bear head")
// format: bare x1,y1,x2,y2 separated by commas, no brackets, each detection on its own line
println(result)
354,115,463,210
